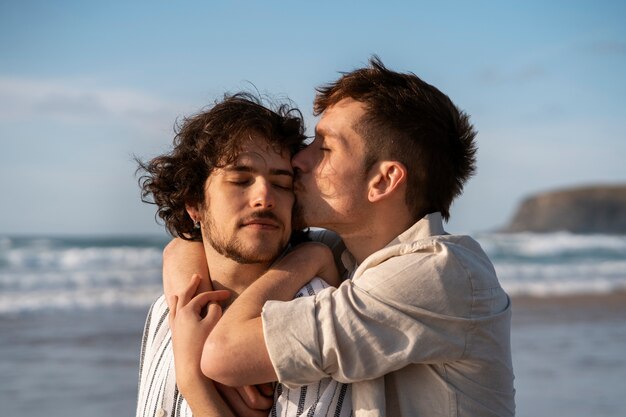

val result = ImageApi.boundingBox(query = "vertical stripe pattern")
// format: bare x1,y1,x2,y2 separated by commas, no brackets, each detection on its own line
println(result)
136,278,353,417
270,278,353,417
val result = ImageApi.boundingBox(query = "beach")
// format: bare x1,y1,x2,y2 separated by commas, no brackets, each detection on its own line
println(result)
1,233,625,416
0,293,624,417
511,293,626,417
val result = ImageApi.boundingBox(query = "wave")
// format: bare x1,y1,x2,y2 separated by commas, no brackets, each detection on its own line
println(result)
478,233,626,297
0,237,166,314
0,285,162,315
2,246,163,270
476,232,626,262
1,233,625,313
496,259,626,297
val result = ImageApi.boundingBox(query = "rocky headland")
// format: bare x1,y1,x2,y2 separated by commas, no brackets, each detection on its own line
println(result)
503,184,626,234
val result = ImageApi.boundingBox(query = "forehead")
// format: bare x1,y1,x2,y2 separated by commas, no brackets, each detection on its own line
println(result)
316,98,367,146
223,134,292,173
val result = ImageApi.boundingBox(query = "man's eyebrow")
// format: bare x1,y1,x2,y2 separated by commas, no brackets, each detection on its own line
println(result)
224,165,293,177
315,125,346,146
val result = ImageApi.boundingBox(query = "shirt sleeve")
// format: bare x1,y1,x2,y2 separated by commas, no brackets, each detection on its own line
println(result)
262,251,475,388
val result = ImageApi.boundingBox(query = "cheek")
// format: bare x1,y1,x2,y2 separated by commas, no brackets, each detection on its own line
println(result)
278,193,295,215
315,158,359,196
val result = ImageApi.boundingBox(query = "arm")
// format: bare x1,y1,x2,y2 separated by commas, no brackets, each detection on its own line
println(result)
201,243,339,386
168,275,235,417
170,274,276,417
206,249,479,389
163,238,211,308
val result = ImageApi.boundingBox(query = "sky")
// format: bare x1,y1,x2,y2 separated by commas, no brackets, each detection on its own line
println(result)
1,0,625,236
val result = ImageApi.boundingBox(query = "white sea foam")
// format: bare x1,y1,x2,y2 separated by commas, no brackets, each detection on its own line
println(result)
3,246,163,270
0,285,162,314
1,233,625,313
476,232,626,258
0,240,165,314
495,259,626,296
502,279,625,297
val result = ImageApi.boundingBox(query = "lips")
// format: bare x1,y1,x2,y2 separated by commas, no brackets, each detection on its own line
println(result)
238,212,282,229
241,220,279,228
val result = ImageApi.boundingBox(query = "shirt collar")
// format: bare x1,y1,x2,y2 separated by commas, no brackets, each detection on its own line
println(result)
341,212,446,272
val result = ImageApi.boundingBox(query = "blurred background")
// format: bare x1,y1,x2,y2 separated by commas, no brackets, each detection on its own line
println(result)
1,1,625,416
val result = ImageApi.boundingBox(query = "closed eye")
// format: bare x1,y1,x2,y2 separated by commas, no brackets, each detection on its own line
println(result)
272,181,293,191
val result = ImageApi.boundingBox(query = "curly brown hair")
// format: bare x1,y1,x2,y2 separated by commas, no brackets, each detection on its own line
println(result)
314,56,477,221
137,92,306,240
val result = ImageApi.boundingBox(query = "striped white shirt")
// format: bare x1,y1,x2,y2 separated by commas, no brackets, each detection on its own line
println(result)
136,277,353,417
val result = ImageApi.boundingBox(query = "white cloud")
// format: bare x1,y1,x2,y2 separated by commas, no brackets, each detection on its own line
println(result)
0,76,185,134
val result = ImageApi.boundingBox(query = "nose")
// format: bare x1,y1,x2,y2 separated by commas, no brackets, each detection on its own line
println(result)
251,179,275,209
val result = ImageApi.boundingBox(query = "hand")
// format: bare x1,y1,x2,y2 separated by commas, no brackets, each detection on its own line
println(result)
215,383,274,417
169,274,230,392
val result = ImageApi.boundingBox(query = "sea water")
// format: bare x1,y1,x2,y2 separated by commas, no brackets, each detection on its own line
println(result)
1,232,625,416
1,232,625,315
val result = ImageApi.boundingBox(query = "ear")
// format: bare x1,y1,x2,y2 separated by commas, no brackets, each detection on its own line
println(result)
367,161,407,203
185,203,201,224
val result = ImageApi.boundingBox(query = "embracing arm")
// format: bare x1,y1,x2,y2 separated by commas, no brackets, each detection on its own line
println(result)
163,238,210,308
168,276,235,417
201,243,339,386
170,276,274,417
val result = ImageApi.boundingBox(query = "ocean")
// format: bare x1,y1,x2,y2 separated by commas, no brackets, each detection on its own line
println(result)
1,233,625,416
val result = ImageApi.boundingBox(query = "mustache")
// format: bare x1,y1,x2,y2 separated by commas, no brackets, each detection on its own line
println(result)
237,210,282,227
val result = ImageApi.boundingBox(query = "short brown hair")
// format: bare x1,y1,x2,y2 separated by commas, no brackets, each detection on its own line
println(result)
314,56,477,221
137,92,306,240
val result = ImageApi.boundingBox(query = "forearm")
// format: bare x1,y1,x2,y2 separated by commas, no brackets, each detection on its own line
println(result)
163,238,210,305
176,373,235,417
202,243,337,386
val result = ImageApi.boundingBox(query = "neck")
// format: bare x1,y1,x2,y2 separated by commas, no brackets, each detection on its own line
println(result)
340,208,414,265
204,247,274,306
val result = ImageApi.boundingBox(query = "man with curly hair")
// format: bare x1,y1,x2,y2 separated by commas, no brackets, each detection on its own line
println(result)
135,93,353,417
166,58,516,416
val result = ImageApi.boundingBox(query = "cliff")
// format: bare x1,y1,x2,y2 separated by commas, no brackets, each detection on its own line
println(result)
504,184,626,234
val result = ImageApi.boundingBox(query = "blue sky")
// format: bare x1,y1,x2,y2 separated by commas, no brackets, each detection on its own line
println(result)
1,0,625,235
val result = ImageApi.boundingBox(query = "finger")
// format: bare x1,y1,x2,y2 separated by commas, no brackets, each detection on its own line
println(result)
186,290,230,314
240,385,274,410
256,382,275,398
202,303,222,331
179,274,202,305
196,274,214,293
215,383,269,417
169,295,178,320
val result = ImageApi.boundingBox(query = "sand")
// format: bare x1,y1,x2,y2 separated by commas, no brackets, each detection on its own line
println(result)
1,294,625,417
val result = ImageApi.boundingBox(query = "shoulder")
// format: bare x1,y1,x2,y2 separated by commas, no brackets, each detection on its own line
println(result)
353,234,500,316
303,228,347,276
142,295,171,343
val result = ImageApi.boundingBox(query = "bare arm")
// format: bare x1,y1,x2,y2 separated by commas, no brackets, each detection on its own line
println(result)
201,243,339,386
168,275,235,417
163,238,210,308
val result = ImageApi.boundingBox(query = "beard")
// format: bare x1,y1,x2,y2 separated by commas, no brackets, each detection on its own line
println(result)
201,210,286,265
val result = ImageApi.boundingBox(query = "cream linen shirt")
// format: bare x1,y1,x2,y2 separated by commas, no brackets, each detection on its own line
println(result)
262,213,515,417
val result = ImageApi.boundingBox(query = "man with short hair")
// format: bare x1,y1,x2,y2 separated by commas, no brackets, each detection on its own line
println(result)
135,93,352,417
167,57,516,416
